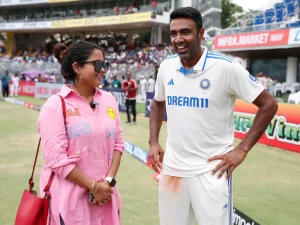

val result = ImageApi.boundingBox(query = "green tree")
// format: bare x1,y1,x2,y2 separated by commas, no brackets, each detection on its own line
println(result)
221,0,245,29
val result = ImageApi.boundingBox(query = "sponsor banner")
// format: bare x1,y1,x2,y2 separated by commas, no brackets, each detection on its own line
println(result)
145,92,167,121
234,99,300,153
51,12,152,29
102,88,126,112
35,82,63,99
18,81,35,97
124,141,149,165
233,208,260,225
214,29,290,49
0,0,47,6
288,28,300,45
0,21,51,31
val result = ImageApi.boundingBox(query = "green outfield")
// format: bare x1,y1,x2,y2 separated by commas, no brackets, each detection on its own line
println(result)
0,97,300,225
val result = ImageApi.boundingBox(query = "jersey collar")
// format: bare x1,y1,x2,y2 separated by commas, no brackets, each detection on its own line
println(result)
176,46,208,76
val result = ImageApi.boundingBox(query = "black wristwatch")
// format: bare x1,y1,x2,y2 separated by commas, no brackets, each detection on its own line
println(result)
104,177,116,187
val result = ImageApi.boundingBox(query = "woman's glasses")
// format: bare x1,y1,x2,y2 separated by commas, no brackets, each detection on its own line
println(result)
82,60,110,73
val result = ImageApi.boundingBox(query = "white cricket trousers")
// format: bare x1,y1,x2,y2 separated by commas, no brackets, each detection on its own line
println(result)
159,171,233,225
10,84,18,96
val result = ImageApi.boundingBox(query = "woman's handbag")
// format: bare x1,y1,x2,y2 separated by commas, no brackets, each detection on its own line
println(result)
15,95,66,225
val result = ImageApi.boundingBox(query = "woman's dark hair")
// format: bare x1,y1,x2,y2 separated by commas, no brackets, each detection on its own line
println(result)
54,41,102,82
170,7,203,33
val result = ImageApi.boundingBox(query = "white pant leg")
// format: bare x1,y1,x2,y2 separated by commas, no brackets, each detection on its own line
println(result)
10,84,14,96
159,175,195,225
14,85,18,96
187,171,233,225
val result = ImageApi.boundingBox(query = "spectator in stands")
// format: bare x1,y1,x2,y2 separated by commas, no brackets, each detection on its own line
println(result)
122,71,137,124
111,75,121,89
148,75,155,92
151,0,157,17
10,73,19,97
38,74,46,82
20,74,26,81
37,41,124,225
1,70,10,97
114,5,119,15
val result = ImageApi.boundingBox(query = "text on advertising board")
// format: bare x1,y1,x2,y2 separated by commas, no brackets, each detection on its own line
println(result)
288,28,300,45
214,29,289,49
51,12,152,29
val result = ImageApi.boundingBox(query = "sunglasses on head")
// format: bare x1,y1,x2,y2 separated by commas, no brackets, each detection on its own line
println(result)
82,59,110,73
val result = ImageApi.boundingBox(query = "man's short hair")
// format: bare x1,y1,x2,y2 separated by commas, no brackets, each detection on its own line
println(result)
170,7,203,33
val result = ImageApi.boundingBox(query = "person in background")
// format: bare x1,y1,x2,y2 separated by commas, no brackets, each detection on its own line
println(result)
37,41,124,225
1,70,10,97
139,75,148,100
122,71,137,124
10,73,19,96
38,74,46,82
111,75,122,89
20,74,26,81
148,75,155,93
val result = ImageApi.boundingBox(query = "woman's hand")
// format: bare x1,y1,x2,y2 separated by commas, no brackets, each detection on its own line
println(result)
92,181,114,206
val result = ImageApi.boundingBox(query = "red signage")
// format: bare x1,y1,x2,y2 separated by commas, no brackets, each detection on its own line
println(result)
214,29,290,49
18,81,35,97
234,99,300,153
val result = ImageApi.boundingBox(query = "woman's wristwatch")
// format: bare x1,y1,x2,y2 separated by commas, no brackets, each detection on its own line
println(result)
104,177,116,187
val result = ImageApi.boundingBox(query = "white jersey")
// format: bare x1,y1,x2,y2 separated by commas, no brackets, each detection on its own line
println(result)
148,78,155,92
140,78,148,90
154,46,264,177
12,76,19,86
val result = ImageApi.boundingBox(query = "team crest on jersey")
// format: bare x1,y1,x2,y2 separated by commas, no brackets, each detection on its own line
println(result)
200,79,211,90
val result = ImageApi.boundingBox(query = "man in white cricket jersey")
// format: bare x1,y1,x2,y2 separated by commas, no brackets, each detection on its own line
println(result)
149,7,278,225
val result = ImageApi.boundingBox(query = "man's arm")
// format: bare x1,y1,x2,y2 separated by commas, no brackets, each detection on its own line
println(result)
237,90,278,152
209,90,278,178
149,99,166,172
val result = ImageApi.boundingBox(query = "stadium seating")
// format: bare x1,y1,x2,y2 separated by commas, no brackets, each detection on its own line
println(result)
286,82,300,93
265,9,276,24
284,0,296,17
274,2,286,22
288,91,300,104
223,0,300,34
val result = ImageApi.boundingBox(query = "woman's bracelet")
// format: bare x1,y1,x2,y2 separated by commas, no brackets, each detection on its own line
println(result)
93,182,99,194
90,180,95,193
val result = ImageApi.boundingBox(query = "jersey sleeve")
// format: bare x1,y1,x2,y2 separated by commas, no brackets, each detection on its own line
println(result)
228,62,264,103
154,64,165,101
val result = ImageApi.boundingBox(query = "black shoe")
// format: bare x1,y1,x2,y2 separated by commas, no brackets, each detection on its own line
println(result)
125,121,131,124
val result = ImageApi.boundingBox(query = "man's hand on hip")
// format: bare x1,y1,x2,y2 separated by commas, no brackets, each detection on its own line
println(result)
207,148,248,179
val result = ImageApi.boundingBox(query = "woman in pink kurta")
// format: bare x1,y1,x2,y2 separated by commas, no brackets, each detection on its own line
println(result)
37,42,124,225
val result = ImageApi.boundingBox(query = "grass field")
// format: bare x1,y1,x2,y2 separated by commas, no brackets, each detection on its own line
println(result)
1,97,300,225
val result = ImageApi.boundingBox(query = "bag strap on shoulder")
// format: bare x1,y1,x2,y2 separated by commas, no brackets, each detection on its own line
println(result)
29,95,67,196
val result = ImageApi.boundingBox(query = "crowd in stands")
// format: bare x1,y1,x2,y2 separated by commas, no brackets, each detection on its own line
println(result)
0,0,167,23
0,43,173,94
